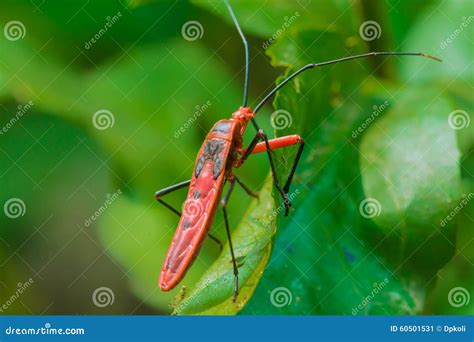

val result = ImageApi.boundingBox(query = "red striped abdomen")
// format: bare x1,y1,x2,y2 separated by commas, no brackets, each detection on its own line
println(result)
159,120,239,291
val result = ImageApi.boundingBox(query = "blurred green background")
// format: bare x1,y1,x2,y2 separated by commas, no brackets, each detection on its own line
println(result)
0,0,472,315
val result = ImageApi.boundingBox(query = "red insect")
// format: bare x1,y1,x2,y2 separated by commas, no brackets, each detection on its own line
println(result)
155,2,440,301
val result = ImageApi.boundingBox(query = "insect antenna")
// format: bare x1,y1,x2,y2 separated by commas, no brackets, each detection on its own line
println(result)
225,0,250,108
253,51,441,114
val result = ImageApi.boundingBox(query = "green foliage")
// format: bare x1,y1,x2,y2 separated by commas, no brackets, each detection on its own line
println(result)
241,1,472,315
360,89,462,275
192,0,359,38
240,28,433,314
173,176,276,315
0,0,472,315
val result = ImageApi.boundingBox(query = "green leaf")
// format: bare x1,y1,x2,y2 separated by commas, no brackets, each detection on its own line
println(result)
399,0,474,203
240,24,428,314
244,147,424,315
238,3,471,311
399,0,474,84
359,88,463,274
425,164,474,315
191,0,359,38
424,125,473,315
173,176,277,315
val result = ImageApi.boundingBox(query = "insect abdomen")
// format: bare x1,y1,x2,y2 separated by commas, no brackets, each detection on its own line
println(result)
159,122,238,291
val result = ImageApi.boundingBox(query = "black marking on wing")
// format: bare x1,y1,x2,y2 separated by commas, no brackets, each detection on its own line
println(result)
213,157,223,179
194,139,226,179
195,156,204,178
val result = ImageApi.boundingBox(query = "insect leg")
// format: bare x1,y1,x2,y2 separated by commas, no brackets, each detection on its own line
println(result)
243,135,305,215
237,129,289,213
282,139,305,198
220,180,239,302
261,132,292,215
234,175,258,198
155,180,191,217
236,129,265,166
156,180,222,250
208,234,223,252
